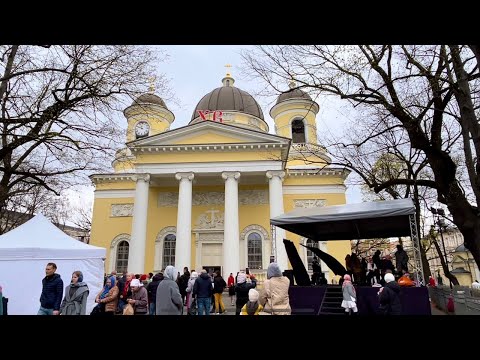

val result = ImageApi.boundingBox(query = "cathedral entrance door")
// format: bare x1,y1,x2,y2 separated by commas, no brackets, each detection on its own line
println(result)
203,265,221,276
201,243,223,276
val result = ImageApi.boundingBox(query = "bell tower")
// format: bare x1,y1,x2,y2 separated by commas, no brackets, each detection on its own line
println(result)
270,81,319,145
123,89,175,143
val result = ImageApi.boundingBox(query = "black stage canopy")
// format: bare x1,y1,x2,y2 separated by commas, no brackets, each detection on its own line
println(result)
271,198,415,241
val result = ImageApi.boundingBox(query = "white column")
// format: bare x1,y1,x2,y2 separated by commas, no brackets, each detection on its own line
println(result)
175,172,194,271
222,171,241,278
266,170,288,271
128,174,150,274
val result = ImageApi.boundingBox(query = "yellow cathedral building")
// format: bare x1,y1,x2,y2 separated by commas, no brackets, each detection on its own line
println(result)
90,71,351,283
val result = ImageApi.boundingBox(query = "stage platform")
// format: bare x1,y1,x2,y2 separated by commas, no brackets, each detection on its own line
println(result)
289,285,431,315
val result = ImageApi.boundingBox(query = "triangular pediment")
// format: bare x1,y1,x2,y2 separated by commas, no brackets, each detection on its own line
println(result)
128,121,290,147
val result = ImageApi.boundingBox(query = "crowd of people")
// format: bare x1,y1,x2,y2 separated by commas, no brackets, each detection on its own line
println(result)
32,261,292,316
4,244,453,316
338,246,412,315
340,245,412,287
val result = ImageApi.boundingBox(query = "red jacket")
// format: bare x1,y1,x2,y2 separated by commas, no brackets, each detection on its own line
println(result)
228,275,235,287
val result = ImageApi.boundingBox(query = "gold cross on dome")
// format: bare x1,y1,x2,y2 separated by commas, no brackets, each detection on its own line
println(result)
225,64,232,76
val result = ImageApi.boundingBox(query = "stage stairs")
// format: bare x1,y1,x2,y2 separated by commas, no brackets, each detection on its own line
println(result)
318,285,345,315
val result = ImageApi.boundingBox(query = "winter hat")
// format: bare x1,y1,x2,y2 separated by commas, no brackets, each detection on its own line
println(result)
130,279,141,287
248,288,259,302
267,262,283,279
384,273,395,283
191,271,198,279
140,274,147,281
237,272,246,284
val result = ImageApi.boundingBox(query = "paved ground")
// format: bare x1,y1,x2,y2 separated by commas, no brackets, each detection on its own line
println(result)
183,292,236,315
183,293,447,315
430,302,447,315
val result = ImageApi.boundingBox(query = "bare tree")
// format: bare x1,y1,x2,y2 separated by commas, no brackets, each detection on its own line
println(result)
351,238,391,258
0,45,168,230
243,45,480,270
426,226,459,285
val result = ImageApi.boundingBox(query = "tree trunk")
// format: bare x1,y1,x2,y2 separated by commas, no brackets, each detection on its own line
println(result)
431,236,459,286
468,45,480,71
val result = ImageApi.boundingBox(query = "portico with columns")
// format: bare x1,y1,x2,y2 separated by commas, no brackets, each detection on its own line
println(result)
90,73,351,283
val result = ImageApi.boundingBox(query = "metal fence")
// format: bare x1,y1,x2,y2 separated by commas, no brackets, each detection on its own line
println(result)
429,285,480,315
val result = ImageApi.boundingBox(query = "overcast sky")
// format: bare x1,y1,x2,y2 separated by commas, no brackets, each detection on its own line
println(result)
67,45,362,217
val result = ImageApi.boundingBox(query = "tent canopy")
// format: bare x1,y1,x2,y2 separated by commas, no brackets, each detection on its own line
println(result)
0,214,106,315
0,214,105,259
271,198,415,241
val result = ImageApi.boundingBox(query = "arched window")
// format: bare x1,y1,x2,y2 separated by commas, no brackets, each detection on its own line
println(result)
292,119,306,143
241,225,269,270
116,240,129,274
162,234,176,269
306,239,318,271
248,232,263,269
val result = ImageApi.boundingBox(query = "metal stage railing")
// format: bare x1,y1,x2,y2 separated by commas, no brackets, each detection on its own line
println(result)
409,213,425,286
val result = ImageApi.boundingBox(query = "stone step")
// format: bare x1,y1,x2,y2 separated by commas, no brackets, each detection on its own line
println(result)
318,311,345,315
323,301,342,306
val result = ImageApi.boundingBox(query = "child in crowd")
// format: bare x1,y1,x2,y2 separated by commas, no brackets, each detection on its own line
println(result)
240,288,263,315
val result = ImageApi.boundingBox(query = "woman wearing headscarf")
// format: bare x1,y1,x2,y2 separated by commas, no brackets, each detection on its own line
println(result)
128,278,148,315
341,274,358,315
94,275,119,316
59,271,89,315
156,265,183,315
259,262,291,315
185,271,198,314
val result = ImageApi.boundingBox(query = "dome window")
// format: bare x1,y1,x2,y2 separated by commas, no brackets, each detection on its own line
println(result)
292,119,306,143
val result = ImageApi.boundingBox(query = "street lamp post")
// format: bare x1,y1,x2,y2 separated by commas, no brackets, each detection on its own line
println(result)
431,207,452,289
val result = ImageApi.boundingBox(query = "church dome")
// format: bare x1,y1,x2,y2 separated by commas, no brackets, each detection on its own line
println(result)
276,87,312,105
132,93,168,109
191,76,264,121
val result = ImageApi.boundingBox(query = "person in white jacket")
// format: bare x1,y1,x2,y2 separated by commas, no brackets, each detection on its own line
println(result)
185,271,198,314
341,274,358,315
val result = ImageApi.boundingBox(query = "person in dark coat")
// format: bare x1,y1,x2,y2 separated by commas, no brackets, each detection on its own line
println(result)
394,245,409,275
193,269,213,315
146,273,163,315
234,272,257,315
318,272,328,285
177,267,190,306
372,250,382,272
378,273,402,315
381,256,395,275
311,257,322,285
213,270,227,314
38,262,64,315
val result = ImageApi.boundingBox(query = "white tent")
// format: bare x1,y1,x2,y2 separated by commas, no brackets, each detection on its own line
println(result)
0,214,106,315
